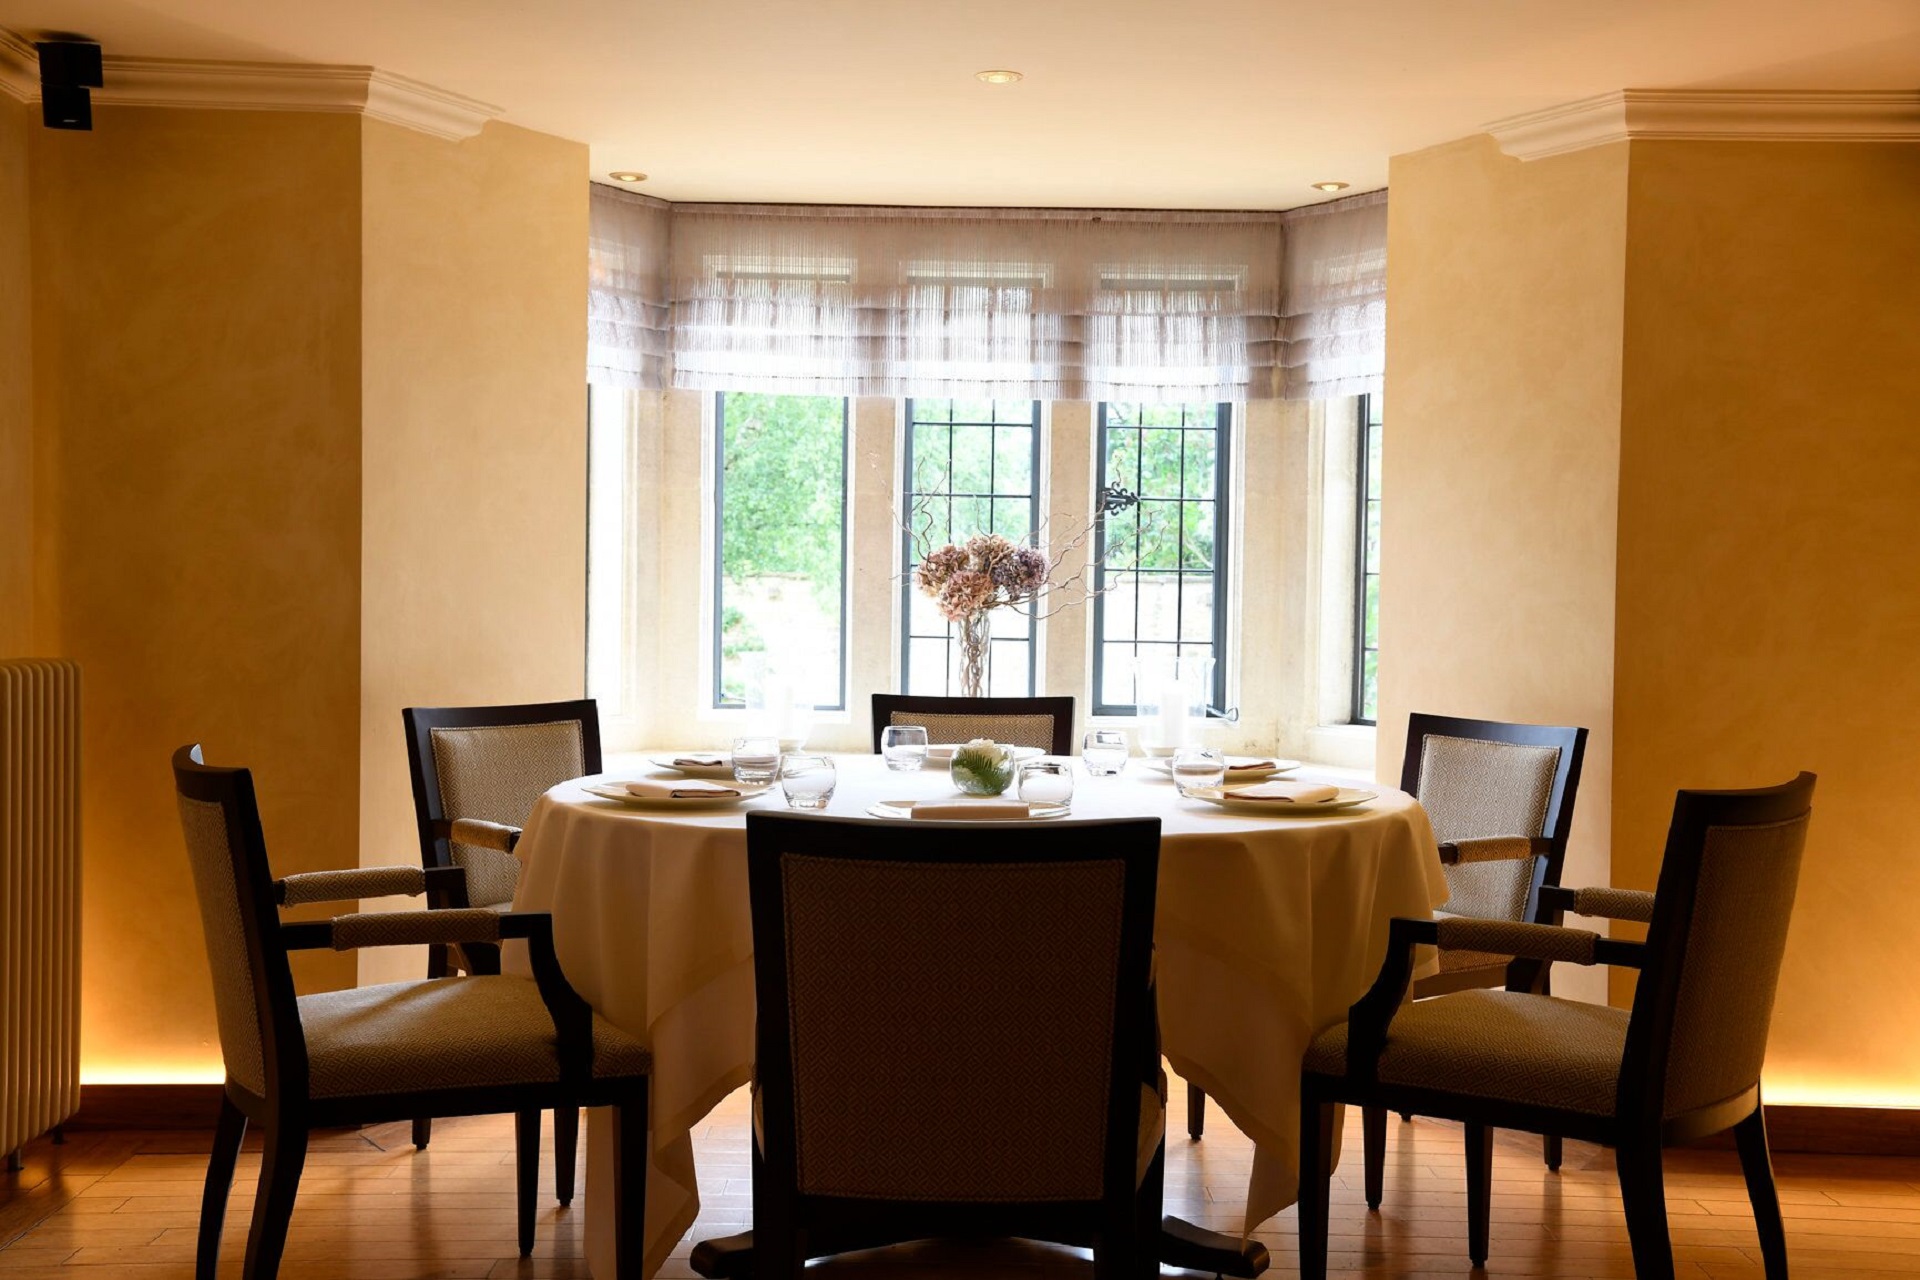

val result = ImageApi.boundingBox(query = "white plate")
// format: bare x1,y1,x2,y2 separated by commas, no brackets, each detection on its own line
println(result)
865,799,1071,821
584,781,772,810
1142,756,1299,780
647,754,736,780
924,743,1046,763
1185,786,1377,815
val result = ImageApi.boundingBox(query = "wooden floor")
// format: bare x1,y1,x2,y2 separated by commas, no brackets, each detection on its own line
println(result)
4,1076,1919,1278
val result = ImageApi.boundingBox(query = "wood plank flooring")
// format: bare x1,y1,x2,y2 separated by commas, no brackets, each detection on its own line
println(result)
4,1074,1918,1277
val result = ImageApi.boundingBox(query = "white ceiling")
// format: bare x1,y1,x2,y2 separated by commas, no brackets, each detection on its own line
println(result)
7,0,1919,208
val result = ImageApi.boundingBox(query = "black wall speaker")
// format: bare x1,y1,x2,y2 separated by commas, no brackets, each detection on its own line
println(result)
36,41,103,131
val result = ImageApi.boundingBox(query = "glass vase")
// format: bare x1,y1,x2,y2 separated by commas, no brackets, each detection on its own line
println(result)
958,610,992,698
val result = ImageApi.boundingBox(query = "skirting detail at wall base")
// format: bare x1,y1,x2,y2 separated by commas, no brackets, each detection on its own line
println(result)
71,1084,226,1130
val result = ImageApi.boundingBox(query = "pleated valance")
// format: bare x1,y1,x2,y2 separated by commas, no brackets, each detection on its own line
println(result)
588,185,1384,402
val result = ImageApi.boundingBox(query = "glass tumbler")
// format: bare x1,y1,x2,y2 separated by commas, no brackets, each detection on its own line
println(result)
1082,729,1130,776
1170,745,1227,796
1017,760,1075,808
881,724,929,772
778,753,836,810
731,735,781,786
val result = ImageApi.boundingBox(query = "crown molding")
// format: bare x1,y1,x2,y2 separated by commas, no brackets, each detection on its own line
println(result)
0,31,501,140
1487,89,1920,160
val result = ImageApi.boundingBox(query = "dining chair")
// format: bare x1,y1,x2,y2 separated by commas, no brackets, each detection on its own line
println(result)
869,693,1076,755
700,810,1164,1279
400,699,600,1191
173,744,651,1280
1296,773,1815,1280
1185,712,1587,1188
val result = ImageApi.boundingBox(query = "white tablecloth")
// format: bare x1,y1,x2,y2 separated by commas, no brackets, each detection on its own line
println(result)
510,754,1448,1278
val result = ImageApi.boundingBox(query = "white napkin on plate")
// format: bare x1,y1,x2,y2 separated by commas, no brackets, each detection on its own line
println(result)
672,753,726,767
909,801,1032,821
1225,781,1340,804
1224,759,1278,776
625,777,742,799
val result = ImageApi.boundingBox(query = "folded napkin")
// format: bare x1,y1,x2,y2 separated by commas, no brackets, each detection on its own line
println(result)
1224,759,1278,775
673,754,726,767
909,801,1032,821
1225,781,1341,804
625,777,742,799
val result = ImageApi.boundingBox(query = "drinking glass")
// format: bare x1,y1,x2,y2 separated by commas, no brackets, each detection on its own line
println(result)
731,735,781,786
1017,759,1074,808
778,753,836,810
1081,729,1129,776
880,724,929,772
1170,745,1227,796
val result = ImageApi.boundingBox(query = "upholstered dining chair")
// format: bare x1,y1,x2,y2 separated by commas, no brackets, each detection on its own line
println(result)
691,811,1164,1280
1187,712,1587,1186
869,693,1075,755
173,744,651,1280
1296,773,1815,1280
401,699,600,1189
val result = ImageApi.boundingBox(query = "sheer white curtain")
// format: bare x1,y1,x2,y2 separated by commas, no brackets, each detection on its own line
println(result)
1278,190,1387,400
587,184,1385,402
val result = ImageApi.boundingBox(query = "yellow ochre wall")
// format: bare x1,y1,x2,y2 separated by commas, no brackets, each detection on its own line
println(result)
2,96,34,653
1611,140,1920,1104
26,108,366,1079
1376,134,1628,1004
355,119,589,986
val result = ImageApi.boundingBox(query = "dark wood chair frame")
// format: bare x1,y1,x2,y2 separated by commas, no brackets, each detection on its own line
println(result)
1297,773,1815,1280
1190,713,1589,1188
868,693,1077,756
703,812,1164,1280
400,699,603,1193
174,745,649,1280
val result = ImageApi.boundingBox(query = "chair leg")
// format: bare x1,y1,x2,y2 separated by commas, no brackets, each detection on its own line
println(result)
1134,1140,1166,1280
241,1121,306,1280
515,1110,541,1257
1464,1122,1493,1268
1186,1082,1205,1140
613,1096,652,1280
1296,1091,1337,1280
1544,1133,1564,1172
197,1093,248,1280
411,1117,432,1150
1362,1105,1388,1210
1735,1109,1788,1280
555,1105,580,1207
1615,1138,1675,1280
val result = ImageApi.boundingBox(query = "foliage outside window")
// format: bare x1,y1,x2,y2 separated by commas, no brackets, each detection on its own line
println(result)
1091,403,1231,716
713,392,848,710
900,399,1043,696
1353,394,1383,725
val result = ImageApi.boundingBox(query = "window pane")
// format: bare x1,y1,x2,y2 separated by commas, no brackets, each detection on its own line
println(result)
1353,392,1384,724
715,392,846,709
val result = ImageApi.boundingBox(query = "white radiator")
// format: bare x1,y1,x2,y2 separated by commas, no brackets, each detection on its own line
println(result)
1,660,81,1163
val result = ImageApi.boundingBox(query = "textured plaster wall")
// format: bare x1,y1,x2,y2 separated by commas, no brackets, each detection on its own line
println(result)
1,96,34,654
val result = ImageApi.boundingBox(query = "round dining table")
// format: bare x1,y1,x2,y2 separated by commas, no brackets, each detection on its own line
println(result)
509,752,1447,1279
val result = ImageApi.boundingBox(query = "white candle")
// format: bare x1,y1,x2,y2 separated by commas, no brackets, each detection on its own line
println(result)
1157,680,1187,748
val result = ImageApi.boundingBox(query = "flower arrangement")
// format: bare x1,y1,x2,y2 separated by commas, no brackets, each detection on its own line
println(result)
949,738,1016,796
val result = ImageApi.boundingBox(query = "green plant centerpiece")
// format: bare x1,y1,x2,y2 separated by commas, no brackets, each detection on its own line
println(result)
949,738,1016,797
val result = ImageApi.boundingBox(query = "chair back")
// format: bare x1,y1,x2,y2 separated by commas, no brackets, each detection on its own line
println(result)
870,694,1075,755
402,701,601,908
171,744,306,1101
1401,713,1587,923
1621,773,1815,1124
747,812,1159,1205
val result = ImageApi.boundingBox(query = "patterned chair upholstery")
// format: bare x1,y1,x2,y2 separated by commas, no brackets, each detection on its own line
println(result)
870,694,1075,755
693,812,1162,1279
1296,773,1815,1280
400,701,601,1185
172,744,649,1280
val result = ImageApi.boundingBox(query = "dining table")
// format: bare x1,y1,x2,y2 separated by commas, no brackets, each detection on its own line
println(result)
508,750,1448,1279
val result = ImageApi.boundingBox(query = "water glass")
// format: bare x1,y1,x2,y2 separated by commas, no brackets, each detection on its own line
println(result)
880,724,929,772
1170,745,1227,796
1017,759,1075,808
731,735,781,786
778,753,836,810
1082,729,1129,776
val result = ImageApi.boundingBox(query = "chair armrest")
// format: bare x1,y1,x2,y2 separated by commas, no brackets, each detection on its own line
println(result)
1539,884,1656,923
443,818,522,854
275,864,466,906
1437,835,1554,866
1434,917,1624,966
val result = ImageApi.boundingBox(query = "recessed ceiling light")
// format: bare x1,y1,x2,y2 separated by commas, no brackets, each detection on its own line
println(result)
975,69,1023,85
1310,180,1350,193
610,171,648,183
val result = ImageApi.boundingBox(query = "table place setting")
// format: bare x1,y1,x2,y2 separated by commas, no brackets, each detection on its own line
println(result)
866,798,1071,821
582,776,773,809
647,752,737,779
